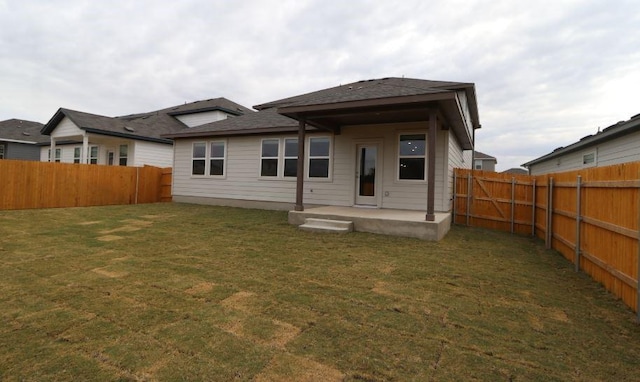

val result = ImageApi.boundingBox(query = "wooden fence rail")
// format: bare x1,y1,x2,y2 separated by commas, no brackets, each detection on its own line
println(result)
0,160,172,210
454,164,640,321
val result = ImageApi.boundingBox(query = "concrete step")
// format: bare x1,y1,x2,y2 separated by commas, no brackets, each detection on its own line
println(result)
298,218,354,234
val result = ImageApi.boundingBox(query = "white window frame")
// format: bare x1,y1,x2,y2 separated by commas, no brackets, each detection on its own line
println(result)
260,138,280,177
89,146,98,164
49,148,62,163
306,136,332,181
208,140,226,177
119,144,128,166
397,132,427,182
283,137,298,179
582,151,596,167
73,147,82,163
0,143,4,159
191,140,227,178
474,159,483,170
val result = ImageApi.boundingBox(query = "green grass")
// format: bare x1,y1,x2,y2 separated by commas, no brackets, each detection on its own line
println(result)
1,203,639,381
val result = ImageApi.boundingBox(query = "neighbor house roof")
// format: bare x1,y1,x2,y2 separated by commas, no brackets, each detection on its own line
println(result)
523,113,640,167
41,98,253,144
502,168,528,175
475,151,497,162
0,119,48,144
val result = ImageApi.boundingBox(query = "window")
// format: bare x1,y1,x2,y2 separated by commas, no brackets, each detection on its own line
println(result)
474,160,483,170
192,142,206,175
583,152,595,166
0,144,4,159
74,147,81,163
308,137,330,178
192,141,226,176
260,139,279,177
398,133,426,180
49,148,61,162
89,146,98,164
209,141,225,176
119,145,128,166
284,138,298,177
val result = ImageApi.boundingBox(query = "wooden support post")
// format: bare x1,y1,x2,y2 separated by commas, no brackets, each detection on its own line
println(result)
426,111,437,221
294,119,306,211
466,174,472,226
510,177,516,234
532,178,537,236
546,177,554,249
575,175,582,272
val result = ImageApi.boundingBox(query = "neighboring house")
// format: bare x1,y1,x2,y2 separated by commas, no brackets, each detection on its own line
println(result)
165,77,480,221
523,113,640,175
473,151,497,171
0,119,47,160
502,167,528,175
40,98,252,167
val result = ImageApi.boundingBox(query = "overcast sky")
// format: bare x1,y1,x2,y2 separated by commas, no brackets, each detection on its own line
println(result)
1,0,638,170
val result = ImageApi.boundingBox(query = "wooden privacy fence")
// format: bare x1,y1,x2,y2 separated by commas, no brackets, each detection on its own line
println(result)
454,164,640,320
0,160,172,210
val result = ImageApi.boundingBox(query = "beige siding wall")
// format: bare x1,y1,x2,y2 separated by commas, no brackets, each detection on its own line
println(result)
446,131,469,211
50,117,83,138
173,121,452,212
132,141,173,167
176,111,230,128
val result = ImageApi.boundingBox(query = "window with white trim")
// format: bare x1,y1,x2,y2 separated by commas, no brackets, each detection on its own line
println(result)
582,151,596,166
49,148,61,162
284,138,298,177
398,133,426,180
192,142,206,175
474,160,483,170
0,144,4,159
209,141,225,176
308,137,330,178
73,147,81,163
119,145,128,166
89,146,98,164
260,139,279,177
192,141,226,176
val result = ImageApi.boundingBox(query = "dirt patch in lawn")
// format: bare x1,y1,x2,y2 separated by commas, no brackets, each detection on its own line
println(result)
92,267,128,278
221,291,256,311
97,235,124,242
78,221,102,226
255,353,344,382
184,282,216,295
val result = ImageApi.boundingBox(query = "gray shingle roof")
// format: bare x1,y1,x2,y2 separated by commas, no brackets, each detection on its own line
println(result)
474,151,497,161
164,108,305,139
41,98,253,144
0,119,48,143
254,77,474,110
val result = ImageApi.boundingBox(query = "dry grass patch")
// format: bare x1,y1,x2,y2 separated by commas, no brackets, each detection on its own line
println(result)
1,203,640,381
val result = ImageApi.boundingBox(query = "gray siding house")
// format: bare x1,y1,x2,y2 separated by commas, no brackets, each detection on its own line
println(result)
0,119,47,161
40,98,252,167
523,113,640,175
165,77,481,239
473,151,497,171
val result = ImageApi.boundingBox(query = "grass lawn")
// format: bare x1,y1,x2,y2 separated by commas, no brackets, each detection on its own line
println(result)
1,203,639,381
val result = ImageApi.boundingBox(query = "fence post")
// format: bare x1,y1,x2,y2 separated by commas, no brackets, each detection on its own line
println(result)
135,167,140,205
466,173,472,226
452,171,457,225
575,175,582,272
532,178,537,236
546,177,554,249
511,177,516,233
637,172,640,322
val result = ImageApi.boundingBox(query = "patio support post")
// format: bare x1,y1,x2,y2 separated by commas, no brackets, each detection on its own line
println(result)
295,119,306,211
426,111,437,221
82,134,89,164
49,137,56,162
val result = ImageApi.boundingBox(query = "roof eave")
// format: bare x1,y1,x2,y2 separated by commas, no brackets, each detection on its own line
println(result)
164,126,309,139
83,128,173,144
